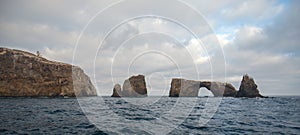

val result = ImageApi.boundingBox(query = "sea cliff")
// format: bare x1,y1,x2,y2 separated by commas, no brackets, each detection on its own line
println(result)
0,48,97,97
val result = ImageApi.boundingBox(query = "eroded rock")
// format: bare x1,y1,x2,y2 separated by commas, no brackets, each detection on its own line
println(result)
169,79,237,97
200,81,237,97
168,74,264,98
111,84,121,97
236,74,263,98
121,75,147,97
110,74,264,98
169,78,200,97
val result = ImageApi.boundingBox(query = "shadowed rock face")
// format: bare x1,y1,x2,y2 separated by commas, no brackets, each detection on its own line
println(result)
111,84,121,97
236,74,263,98
0,48,97,97
169,79,237,97
111,75,147,97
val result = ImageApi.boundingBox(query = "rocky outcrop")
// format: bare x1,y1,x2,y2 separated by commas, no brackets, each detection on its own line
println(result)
236,74,263,98
200,81,237,97
169,79,237,97
169,78,200,97
111,84,121,97
169,74,263,98
0,47,97,97
111,75,147,97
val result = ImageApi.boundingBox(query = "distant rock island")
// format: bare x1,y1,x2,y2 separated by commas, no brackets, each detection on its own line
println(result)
169,79,238,97
112,74,264,98
169,74,263,98
112,75,147,97
0,47,97,97
236,75,264,98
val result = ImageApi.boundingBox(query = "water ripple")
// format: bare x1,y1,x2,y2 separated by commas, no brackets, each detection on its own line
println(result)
0,96,299,134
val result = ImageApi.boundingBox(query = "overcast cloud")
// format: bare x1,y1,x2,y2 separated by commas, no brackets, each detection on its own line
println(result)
0,0,299,96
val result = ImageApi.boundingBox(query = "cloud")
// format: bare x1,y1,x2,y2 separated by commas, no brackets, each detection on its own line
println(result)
221,23,300,95
221,0,284,21
0,22,78,52
0,0,299,96
234,26,267,50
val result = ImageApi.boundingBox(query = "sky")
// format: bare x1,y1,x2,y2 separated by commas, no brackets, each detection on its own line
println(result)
0,0,299,96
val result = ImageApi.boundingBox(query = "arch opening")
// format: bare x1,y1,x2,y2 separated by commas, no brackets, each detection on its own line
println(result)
198,87,214,97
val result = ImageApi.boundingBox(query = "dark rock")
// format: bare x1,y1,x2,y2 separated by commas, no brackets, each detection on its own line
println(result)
236,74,263,98
224,83,238,97
0,47,97,97
111,84,121,97
121,75,147,97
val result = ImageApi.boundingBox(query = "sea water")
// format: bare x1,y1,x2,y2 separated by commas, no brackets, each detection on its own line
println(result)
0,96,299,134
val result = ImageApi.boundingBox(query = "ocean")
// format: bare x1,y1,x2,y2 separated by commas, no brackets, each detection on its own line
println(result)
0,96,299,134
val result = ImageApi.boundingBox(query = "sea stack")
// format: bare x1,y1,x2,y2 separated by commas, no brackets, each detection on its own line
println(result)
0,47,97,97
111,84,121,97
111,75,148,97
236,74,264,98
122,75,147,97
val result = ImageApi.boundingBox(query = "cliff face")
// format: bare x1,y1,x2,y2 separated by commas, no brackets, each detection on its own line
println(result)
169,78,200,97
236,74,263,98
0,48,97,97
122,75,147,97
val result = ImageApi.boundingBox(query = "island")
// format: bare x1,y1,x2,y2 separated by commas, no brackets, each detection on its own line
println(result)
169,74,263,97
112,74,264,98
0,47,97,97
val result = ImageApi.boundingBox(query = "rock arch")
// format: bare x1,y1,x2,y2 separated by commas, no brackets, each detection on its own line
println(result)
169,78,237,97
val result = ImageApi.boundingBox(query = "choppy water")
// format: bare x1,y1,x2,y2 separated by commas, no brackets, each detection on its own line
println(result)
0,96,299,134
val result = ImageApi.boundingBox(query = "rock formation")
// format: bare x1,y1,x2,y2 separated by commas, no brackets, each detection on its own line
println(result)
169,79,237,97
111,84,121,97
169,75,263,98
0,47,97,97
200,81,237,97
236,74,264,98
111,75,147,97
169,78,200,97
